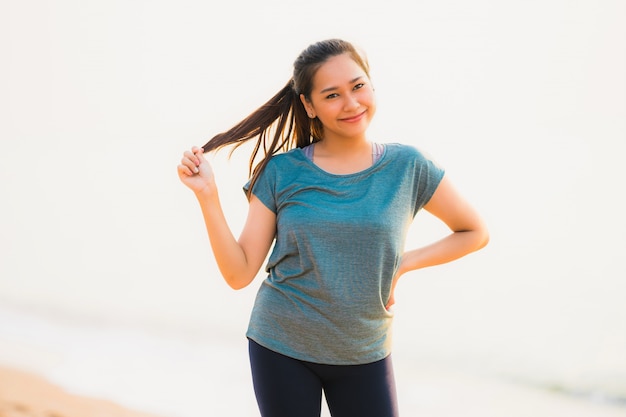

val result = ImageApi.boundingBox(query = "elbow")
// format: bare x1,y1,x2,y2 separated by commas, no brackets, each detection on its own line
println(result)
475,223,490,251
458,222,489,253
478,229,490,250
228,281,250,291
223,273,255,290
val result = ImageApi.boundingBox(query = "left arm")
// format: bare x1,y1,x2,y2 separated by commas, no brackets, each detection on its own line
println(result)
386,175,489,308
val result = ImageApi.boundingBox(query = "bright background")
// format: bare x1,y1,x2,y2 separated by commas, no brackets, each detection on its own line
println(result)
1,0,625,416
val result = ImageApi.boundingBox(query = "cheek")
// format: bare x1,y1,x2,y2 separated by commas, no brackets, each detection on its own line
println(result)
360,91,376,113
314,102,338,119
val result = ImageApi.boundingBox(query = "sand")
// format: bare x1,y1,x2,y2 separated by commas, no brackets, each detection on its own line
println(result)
0,366,163,417
2,362,626,417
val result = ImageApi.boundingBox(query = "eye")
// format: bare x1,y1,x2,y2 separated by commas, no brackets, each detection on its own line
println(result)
353,83,365,90
325,93,339,99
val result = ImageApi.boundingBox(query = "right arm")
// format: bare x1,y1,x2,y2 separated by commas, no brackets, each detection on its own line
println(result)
178,147,276,290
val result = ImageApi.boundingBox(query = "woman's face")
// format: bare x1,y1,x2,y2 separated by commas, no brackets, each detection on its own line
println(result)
301,53,376,142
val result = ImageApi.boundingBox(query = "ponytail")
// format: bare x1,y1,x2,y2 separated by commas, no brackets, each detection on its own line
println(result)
201,78,314,195
201,39,368,196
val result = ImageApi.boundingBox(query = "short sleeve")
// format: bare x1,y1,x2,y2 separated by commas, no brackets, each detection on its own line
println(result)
412,149,445,215
242,162,278,213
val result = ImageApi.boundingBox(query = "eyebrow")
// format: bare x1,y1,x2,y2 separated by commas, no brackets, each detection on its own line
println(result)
319,76,364,94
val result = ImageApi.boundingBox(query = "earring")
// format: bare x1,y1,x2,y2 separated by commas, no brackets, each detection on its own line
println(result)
308,113,315,118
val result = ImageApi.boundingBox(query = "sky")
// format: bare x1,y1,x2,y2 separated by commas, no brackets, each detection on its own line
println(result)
1,0,625,397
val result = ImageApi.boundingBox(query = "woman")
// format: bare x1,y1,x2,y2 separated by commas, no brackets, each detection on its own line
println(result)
178,39,489,417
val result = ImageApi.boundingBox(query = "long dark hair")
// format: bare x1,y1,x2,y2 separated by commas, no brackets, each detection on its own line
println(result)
201,38,371,194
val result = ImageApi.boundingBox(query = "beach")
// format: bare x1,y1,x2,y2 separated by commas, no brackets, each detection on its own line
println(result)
0,366,162,417
1,305,625,417
2,356,626,417
2,0,625,416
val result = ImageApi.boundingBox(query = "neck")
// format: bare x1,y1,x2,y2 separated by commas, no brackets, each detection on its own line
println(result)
310,136,374,175
314,136,370,157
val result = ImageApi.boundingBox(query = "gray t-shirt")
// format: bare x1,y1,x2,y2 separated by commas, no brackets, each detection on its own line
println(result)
244,143,445,365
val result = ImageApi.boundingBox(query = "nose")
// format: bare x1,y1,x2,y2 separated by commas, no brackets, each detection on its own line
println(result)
343,93,360,111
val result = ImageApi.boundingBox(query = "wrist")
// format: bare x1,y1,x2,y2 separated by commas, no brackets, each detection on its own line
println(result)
194,182,219,200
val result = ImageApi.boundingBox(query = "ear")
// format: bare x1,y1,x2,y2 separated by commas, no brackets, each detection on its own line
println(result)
300,94,316,119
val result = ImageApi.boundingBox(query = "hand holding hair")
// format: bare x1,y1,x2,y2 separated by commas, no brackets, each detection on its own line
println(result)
177,146,216,196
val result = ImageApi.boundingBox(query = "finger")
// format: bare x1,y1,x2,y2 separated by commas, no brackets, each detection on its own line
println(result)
177,164,195,177
181,151,200,173
385,295,395,309
183,150,201,166
192,147,207,165
180,158,199,174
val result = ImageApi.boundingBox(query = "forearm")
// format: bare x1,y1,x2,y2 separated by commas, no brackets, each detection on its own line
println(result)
195,187,253,289
398,229,488,276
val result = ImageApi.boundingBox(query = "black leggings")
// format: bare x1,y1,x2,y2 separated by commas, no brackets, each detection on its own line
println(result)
248,339,399,417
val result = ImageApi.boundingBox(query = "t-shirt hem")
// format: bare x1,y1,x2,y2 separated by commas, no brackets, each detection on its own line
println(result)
246,331,391,366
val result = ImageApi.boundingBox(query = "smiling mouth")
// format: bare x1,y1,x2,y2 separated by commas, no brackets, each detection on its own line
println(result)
340,111,366,123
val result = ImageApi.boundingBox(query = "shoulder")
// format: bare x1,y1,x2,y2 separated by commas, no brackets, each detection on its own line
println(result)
265,148,307,170
253,148,311,187
383,143,439,165
245,148,306,194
